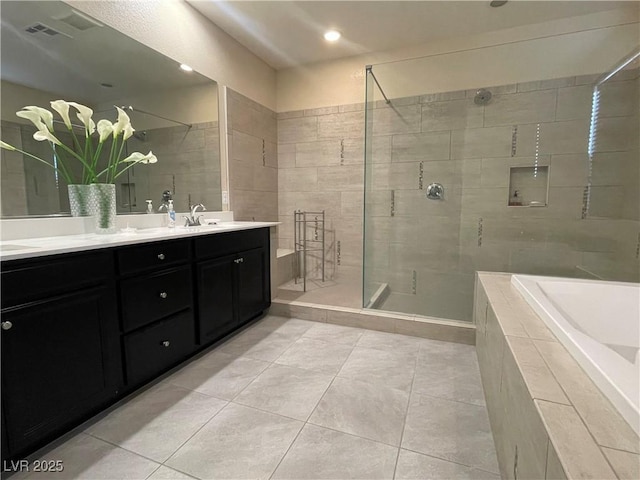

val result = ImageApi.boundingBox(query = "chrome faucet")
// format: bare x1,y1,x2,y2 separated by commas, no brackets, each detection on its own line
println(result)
184,203,206,226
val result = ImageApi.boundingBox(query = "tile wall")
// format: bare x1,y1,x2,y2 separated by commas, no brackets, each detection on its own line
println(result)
1,121,30,216
277,105,366,284
127,121,221,213
278,69,639,322
227,88,278,222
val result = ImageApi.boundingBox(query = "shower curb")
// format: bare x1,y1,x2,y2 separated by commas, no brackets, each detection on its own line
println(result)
269,298,475,345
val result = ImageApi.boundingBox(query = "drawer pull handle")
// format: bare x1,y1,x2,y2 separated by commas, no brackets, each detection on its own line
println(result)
161,340,170,347
1,321,13,331
157,253,166,260
159,292,168,299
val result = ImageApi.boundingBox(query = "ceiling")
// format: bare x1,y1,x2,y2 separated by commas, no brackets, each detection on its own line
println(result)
0,1,211,104
187,1,634,69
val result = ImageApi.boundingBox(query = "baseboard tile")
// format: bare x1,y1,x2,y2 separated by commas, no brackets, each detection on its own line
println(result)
269,298,475,345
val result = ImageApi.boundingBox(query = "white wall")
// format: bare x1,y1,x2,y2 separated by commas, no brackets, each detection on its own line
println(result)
66,0,277,111
277,7,640,111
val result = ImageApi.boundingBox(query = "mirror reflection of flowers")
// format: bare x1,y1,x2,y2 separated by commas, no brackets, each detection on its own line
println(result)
0,101,157,184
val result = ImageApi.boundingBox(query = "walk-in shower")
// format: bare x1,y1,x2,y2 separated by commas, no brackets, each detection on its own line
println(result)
363,38,640,322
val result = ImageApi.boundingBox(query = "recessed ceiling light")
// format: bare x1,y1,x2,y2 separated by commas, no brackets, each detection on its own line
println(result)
324,30,341,42
179,64,193,72
490,1,508,7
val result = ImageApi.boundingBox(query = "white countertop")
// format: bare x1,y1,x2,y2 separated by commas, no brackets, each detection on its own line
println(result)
0,222,278,261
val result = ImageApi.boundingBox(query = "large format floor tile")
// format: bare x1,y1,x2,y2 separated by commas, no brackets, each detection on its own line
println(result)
402,393,499,474
395,449,500,480
165,351,269,400
218,328,298,362
166,403,303,480
247,316,315,339
20,316,498,480
309,377,409,446
356,330,424,356
272,424,398,479
234,364,333,420
337,346,417,392
301,322,365,346
146,466,195,480
275,337,354,374
412,360,486,406
27,434,159,480
86,384,226,462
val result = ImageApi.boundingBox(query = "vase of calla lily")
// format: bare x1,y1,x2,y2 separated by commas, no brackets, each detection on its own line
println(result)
0,101,157,232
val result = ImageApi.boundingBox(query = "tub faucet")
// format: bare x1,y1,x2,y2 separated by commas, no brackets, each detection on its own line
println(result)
184,203,206,226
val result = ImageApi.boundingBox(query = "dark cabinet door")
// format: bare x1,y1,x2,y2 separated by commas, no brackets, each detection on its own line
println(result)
1,287,121,457
196,254,236,344
236,247,269,325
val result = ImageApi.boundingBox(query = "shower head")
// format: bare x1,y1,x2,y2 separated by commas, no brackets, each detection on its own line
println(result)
474,88,492,105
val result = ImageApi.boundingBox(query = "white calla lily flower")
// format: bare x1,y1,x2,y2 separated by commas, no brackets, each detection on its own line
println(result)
121,152,146,163
123,123,135,141
144,151,158,164
123,150,157,164
24,106,54,131
113,107,131,137
16,110,47,130
68,102,96,134
51,100,72,129
0,140,16,151
33,128,62,145
97,119,114,143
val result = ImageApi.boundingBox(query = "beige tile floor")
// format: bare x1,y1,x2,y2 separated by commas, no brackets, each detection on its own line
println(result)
19,316,499,480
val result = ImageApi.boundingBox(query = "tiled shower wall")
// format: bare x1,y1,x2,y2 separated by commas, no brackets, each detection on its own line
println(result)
227,88,278,221
367,70,639,321
277,70,638,322
0,121,28,216
277,104,367,281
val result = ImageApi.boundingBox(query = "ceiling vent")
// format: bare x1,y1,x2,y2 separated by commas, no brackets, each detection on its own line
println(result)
24,23,66,37
55,10,103,31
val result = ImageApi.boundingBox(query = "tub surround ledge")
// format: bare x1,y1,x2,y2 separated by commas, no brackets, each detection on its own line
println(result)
475,272,639,480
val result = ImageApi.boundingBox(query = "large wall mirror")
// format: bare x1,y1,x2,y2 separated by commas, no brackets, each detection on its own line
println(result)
1,1,222,217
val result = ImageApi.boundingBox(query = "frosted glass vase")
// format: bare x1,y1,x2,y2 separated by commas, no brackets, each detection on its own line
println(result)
89,183,117,234
67,184,92,217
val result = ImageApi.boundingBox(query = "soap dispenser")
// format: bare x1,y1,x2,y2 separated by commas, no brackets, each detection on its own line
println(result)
146,199,154,214
509,190,523,206
167,199,176,228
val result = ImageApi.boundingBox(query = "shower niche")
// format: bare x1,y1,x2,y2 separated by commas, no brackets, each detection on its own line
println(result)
507,166,549,207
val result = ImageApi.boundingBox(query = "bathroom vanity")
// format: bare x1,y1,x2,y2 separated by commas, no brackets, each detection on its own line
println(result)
0,224,273,461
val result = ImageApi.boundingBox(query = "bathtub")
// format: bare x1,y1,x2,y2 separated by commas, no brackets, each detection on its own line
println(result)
511,274,640,435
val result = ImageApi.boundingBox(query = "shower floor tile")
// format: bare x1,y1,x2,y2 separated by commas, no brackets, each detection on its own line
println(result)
276,265,362,308
25,315,497,479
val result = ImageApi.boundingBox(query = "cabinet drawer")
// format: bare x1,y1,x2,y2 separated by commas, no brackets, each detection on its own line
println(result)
1,251,113,307
194,228,268,260
124,310,195,386
121,266,192,332
117,239,190,275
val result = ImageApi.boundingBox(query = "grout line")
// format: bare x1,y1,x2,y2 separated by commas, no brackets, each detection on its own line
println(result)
144,464,163,480
399,446,501,477
393,341,419,479
82,431,163,466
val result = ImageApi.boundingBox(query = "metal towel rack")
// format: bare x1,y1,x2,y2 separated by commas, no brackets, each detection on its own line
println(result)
293,210,325,292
